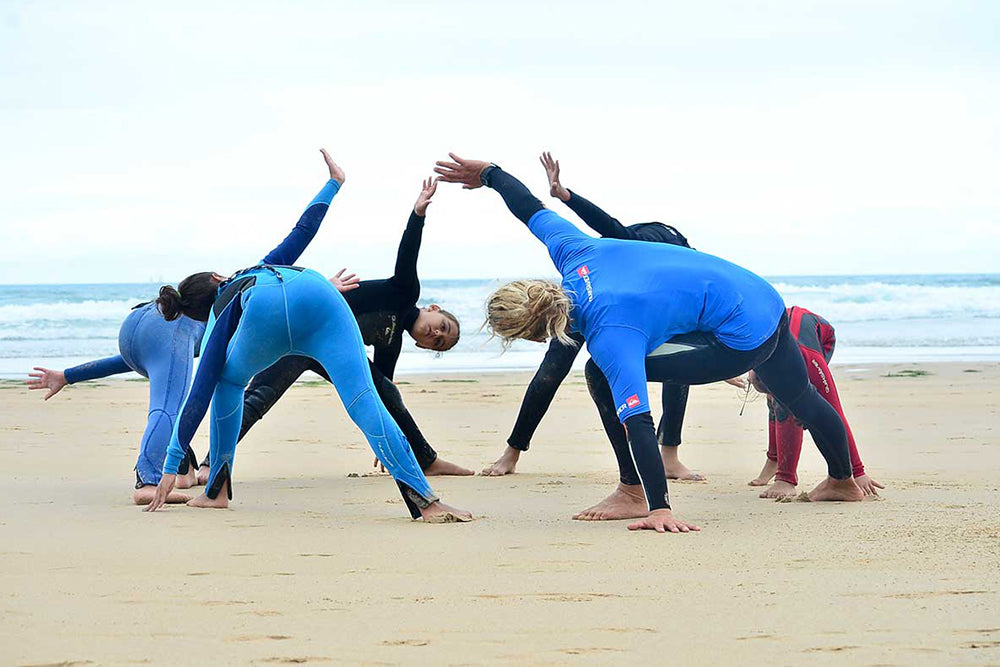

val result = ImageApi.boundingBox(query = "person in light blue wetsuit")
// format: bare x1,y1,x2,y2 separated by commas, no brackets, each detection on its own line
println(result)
28,303,205,504
435,154,862,534
144,152,471,523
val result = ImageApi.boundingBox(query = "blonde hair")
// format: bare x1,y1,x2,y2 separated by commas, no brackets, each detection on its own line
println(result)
485,279,576,348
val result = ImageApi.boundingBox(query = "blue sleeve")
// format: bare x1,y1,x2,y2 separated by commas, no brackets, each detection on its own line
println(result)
260,179,341,266
162,299,243,475
527,209,593,274
588,327,672,511
64,355,132,384
587,327,651,423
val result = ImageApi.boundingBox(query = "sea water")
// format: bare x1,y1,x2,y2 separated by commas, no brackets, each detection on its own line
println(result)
1,274,998,379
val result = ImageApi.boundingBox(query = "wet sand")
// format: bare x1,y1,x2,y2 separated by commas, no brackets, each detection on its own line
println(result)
1,362,998,665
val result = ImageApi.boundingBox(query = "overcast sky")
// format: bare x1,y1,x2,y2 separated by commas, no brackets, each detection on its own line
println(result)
1,1,997,285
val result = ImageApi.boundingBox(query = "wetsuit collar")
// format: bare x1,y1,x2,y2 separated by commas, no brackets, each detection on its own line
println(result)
401,306,420,334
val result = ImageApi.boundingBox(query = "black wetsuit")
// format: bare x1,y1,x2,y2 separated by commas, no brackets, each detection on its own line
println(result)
200,210,440,470
506,190,692,454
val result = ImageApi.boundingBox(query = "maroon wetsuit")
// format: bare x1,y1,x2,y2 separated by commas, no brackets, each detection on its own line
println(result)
766,306,866,485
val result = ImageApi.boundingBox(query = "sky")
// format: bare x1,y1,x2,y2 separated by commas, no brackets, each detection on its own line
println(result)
1,0,998,284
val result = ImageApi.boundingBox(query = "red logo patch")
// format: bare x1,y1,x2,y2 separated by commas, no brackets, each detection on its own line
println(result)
626,395,641,408
577,265,590,277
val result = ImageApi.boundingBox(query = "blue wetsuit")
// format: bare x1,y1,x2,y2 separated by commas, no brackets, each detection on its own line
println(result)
482,166,852,511
162,180,437,517
64,304,205,486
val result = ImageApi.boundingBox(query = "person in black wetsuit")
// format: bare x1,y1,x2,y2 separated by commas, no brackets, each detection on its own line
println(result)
482,153,714,482
196,177,475,483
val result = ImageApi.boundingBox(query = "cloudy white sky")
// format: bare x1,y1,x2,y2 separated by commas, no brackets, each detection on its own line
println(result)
1,1,997,285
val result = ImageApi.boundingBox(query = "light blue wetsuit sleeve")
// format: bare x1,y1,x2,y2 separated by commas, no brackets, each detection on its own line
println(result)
527,209,593,274
260,179,341,266
64,355,132,384
586,326,651,423
162,298,243,474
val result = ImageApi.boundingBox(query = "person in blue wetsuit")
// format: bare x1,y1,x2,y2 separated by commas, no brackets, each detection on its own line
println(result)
484,152,719,481
28,303,206,505
144,153,471,523
435,153,862,533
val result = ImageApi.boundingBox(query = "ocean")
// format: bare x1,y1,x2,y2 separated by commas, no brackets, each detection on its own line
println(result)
1,274,998,379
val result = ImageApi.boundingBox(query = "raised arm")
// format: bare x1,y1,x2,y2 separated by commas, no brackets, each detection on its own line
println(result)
538,151,630,239
390,178,436,287
434,154,590,271
260,148,345,266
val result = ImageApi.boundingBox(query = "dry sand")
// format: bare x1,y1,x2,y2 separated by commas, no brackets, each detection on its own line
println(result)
1,362,998,665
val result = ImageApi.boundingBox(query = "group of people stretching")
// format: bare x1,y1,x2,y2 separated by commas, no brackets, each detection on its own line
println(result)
27,148,881,532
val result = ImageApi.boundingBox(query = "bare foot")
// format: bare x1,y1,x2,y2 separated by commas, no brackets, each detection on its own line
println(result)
175,466,198,489
573,484,649,521
748,458,777,486
420,501,473,523
196,465,210,486
423,457,475,476
187,479,230,509
759,479,797,499
808,476,863,502
133,485,191,506
661,447,706,481
481,446,521,476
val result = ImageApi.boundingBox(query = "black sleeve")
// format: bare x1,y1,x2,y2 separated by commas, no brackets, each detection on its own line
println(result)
391,211,425,288
237,355,320,443
564,190,630,240
373,335,403,381
370,361,437,469
507,333,584,451
482,166,545,225
624,412,671,510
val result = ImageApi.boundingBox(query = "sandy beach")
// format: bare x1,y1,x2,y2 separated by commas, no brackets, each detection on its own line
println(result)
1,362,998,665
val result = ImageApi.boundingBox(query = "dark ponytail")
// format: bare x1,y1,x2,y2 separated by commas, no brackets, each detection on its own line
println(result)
155,271,220,322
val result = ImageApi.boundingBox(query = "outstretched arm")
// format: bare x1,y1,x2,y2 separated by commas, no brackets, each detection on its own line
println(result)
507,332,585,450
28,354,133,400
434,154,590,271
391,177,437,286
260,148,345,266
145,299,244,512
539,152,629,239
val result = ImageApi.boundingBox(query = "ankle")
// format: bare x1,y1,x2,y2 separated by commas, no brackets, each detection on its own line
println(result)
616,483,646,501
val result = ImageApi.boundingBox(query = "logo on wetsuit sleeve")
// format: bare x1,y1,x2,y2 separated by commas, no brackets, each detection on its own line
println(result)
616,394,641,416
576,265,594,302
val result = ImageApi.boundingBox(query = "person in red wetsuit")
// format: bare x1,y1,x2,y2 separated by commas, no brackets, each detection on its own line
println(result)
748,306,884,498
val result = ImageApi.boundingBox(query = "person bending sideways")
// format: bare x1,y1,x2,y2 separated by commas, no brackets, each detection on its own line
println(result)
144,150,470,523
197,176,474,483
483,152,708,482
747,306,884,498
435,154,862,533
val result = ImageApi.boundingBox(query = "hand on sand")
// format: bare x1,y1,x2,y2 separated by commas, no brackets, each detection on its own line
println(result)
27,367,67,400
320,148,345,185
419,501,474,523
725,375,748,389
627,508,701,534
413,176,438,216
329,268,360,293
854,474,884,497
481,446,521,476
434,153,490,189
539,152,570,202
143,473,177,512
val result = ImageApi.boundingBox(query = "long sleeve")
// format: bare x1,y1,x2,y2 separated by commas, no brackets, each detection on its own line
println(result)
390,211,425,289
564,190,630,240
373,334,403,381
507,333,584,451
482,166,545,224
260,178,341,266
162,298,244,475
64,355,132,384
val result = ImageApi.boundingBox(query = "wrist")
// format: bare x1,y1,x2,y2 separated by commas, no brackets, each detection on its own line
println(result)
480,163,500,187
556,188,570,202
